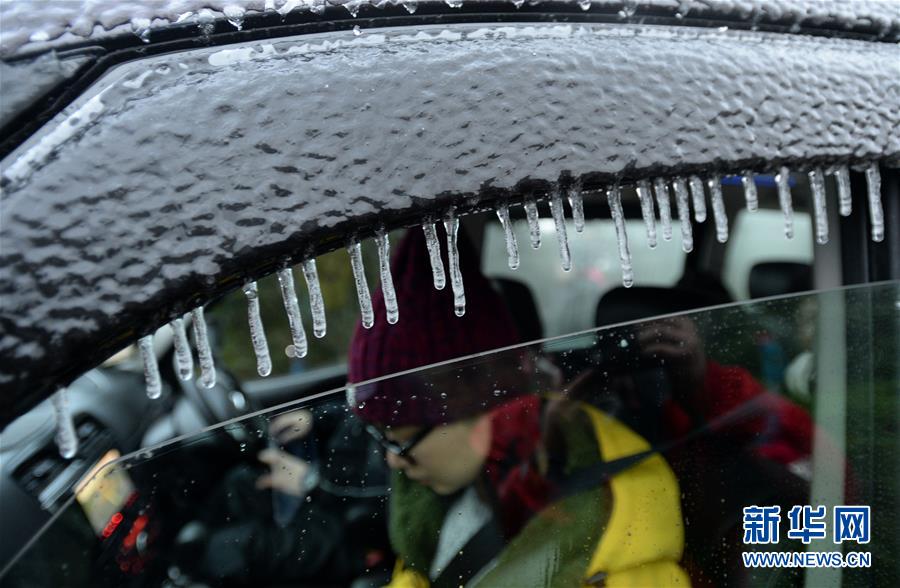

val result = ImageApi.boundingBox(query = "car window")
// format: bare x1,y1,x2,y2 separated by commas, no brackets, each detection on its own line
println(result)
483,215,686,338
3,282,896,587
723,209,814,301
207,241,381,381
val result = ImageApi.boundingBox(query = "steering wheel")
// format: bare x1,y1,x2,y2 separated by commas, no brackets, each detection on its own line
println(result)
176,363,270,455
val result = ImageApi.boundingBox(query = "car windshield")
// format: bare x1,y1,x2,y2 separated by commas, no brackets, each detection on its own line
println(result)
2,281,897,587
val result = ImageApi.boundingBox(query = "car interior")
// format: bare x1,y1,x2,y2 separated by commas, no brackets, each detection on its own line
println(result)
4,168,896,588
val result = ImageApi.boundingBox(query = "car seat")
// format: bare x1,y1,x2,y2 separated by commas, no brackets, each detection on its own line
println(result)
491,277,543,343
748,262,812,299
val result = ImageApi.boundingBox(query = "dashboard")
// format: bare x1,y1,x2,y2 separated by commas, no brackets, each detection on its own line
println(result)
0,366,171,584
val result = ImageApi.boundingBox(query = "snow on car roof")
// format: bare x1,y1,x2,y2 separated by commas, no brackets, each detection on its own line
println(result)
1,0,898,58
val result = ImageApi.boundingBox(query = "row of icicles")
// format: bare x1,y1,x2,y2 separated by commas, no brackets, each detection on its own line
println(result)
52,162,885,458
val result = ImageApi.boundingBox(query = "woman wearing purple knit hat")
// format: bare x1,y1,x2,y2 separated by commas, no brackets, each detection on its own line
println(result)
347,227,689,588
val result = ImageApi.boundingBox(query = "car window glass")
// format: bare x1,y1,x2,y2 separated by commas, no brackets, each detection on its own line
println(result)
3,282,896,587
723,209,814,300
483,217,686,338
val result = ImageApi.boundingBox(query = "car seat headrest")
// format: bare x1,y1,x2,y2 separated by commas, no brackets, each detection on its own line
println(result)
748,262,812,299
595,285,730,328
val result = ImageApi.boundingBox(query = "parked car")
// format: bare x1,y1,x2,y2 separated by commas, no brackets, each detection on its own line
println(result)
1,1,897,587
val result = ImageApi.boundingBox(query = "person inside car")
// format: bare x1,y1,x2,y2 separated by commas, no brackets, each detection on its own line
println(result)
348,227,691,587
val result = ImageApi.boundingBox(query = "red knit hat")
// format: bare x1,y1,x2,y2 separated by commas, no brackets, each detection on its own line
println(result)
348,225,523,427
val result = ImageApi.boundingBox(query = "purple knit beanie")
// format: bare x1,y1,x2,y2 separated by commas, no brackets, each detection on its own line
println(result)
347,225,523,427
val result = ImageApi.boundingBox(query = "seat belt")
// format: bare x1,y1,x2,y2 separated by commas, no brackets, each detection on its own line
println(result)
560,396,768,496
430,516,505,588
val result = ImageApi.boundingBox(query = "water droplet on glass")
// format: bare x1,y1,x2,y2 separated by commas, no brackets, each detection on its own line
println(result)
708,174,728,243
607,186,634,288
578,0,591,10
808,168,828,245
549,189,571,272
444,207,466,317
523,198,541,249
302,258,327,338
243,281,272,377
53,389,78,459
422,221,446,290
191,306,216,389
445,0,463,8
776,166,794,239
139,335,162,399
277,268,308,359
375,227,399,325
402,1,418,13
653,178,673,242
688,175,707,223
170,317,194,381
636,179,657,249
672,177,693,253
865,164,884,242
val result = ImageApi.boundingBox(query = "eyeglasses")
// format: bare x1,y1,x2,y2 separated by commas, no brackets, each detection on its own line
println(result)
366,424,435,463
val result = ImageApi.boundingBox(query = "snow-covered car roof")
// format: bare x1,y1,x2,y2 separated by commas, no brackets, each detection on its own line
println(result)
2,0,898,59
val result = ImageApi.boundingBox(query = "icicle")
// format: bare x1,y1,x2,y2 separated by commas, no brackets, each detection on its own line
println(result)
276,268,308,359
169,317,194,381
741,172,758,212
607,186,634,288
636,179,657,248
52,389,78,459
673,177,694,253
138,335,162,399
776,167,794,239
444,207,466,317
808,168,829,245
834,166,852,217
523,198,541,249
495,203,520,270
567,185,585,233
422,222,447,289
191,306,216,389
549,190,571,271
865,164,884,242
243,281,272,377
375,228,399,325
688,175,707,223
302,258,327,338
653,178,673,241
708,174,728,243
348,241,374,328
